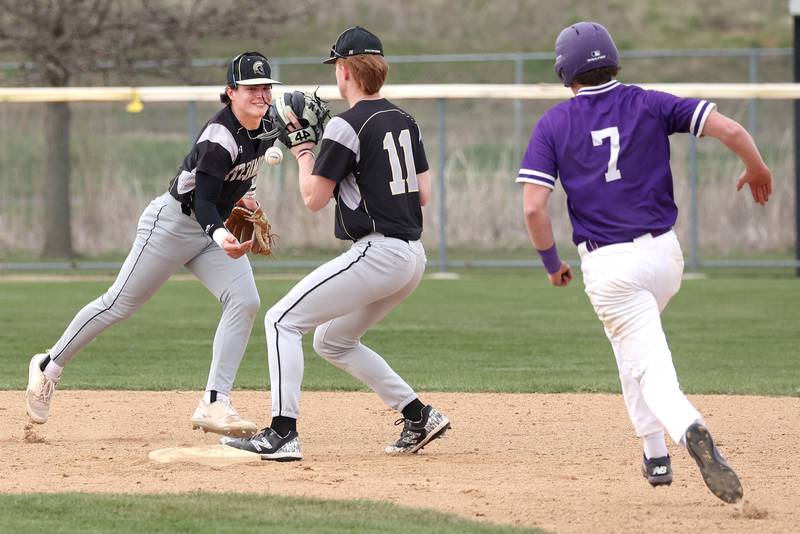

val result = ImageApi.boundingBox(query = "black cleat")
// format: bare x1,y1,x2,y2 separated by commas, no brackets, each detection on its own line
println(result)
222,427,302,462
685,423,743,503
641,454,673,487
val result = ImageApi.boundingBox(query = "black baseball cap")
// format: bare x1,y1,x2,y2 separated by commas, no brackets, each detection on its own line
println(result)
227,52,281,87
323,26,384,64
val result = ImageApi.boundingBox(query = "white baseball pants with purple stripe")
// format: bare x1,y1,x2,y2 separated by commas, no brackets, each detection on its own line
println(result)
579,230,702,444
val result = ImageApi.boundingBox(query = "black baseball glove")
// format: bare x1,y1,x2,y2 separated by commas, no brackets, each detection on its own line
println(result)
269,90,331,148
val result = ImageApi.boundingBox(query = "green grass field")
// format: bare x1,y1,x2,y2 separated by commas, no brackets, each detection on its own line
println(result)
1,270,797,532
1,271,798,395
0,493,542,534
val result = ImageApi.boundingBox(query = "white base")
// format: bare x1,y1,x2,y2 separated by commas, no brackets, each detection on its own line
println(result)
148,444,261,466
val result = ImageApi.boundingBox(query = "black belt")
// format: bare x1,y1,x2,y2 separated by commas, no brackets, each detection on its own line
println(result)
584,228,672,252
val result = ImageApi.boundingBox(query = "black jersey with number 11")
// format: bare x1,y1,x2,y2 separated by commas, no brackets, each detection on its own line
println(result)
312,98,429,242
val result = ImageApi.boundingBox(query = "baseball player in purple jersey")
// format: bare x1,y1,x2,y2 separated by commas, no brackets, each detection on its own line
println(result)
223,27,450,461
25,52,283,438
518,22,772,503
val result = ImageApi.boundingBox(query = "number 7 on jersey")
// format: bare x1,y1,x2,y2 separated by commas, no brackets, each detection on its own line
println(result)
591,126,622,182
384,129,419,195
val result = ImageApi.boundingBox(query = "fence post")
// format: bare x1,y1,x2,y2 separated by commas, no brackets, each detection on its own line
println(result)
748,49,758,136
437,98,448,272
794,12,800,277
688,136,699,272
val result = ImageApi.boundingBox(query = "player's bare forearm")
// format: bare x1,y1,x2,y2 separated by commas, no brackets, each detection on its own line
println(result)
295,150,317,207
522,183,572,286
525,210,556,250
702,110,772,204
522,183,556,249
291,145,334,212
703,111,764,170
417,171,432,206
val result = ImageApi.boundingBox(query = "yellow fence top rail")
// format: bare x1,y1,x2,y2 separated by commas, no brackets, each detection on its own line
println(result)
1,83,800,103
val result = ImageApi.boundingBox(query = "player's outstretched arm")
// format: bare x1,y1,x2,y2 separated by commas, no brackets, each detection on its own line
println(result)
702,110,773,205
522,183,572,287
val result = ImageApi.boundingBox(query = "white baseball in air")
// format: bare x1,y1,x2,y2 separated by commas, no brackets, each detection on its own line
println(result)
266,146,283,166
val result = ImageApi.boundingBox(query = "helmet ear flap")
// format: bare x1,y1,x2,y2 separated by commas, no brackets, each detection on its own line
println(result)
554,64,565,84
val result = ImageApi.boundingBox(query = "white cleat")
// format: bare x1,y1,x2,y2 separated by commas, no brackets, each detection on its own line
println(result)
25,353,59,424
191,398,258,438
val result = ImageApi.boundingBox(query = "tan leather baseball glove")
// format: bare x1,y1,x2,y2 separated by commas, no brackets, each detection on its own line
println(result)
224,206,275,256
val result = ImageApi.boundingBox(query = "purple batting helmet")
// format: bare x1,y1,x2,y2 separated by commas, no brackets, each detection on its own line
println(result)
554,22,619,87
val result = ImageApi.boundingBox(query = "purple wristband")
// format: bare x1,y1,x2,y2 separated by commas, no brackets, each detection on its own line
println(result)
536,244,562,274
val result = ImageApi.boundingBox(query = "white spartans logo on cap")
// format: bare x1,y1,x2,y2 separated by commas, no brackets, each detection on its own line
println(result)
253,61,265,76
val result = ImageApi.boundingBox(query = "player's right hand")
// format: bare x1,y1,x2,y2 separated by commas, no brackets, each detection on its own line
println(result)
548,262,573,287
221,233,253,259
736,165,772,205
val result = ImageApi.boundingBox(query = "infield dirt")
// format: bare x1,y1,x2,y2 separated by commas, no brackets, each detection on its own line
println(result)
2,391,797,533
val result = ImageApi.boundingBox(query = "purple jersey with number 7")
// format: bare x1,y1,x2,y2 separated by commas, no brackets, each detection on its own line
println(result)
517,80,716,246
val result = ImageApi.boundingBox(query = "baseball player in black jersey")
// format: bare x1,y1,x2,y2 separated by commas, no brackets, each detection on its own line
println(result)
26,52,280,437
224,27,450,461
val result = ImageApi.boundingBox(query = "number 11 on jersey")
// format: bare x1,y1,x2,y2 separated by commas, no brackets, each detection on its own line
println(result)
384,129,419,195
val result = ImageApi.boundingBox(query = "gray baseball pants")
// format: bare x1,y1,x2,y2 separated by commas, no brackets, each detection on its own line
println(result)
48,192,259,395
266,233,425,419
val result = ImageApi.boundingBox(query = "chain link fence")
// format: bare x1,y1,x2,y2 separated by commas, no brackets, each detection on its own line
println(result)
0,49,795,270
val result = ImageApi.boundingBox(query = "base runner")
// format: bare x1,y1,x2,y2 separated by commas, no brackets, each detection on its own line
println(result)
518,22,772,503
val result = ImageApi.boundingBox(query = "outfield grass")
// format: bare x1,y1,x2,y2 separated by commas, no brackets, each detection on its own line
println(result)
1,271,797,396
0,493,543,534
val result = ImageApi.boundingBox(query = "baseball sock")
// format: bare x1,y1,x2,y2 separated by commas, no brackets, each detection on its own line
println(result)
402,399,425,422
271,416,296,437
643,431,669,459
43,359,63,381
204,390,229,404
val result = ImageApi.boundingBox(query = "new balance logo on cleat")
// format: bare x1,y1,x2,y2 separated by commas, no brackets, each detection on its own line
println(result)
400,431,422,445
223,427,302,462
250,436,274,452
385,405,451,455
641,455,673,487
